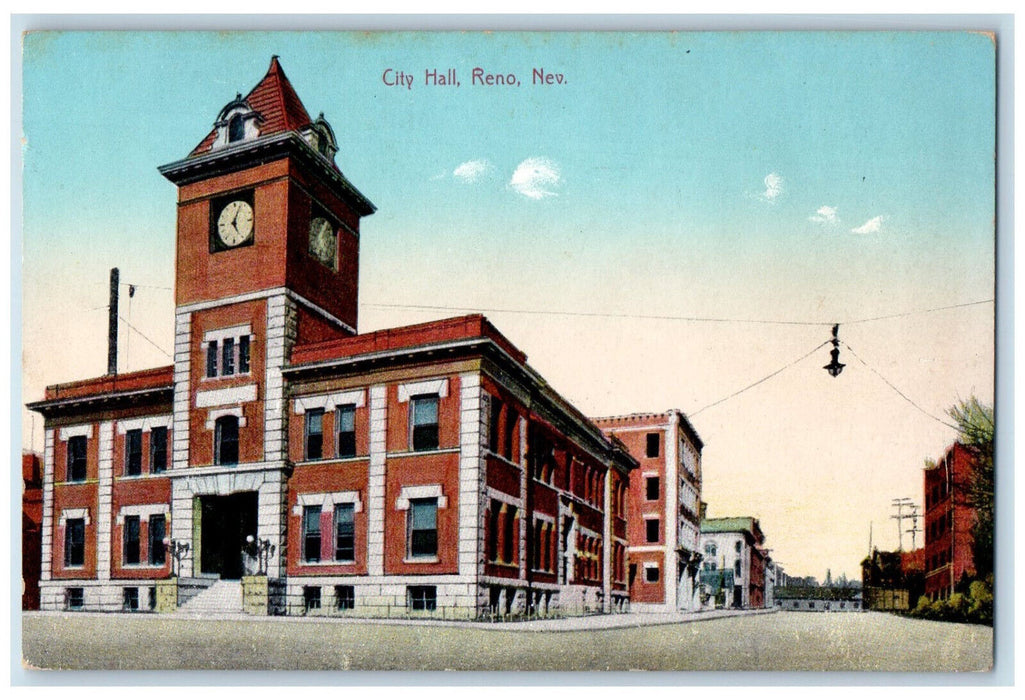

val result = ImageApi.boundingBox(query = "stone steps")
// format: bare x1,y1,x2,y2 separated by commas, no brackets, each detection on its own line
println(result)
178,579,243,614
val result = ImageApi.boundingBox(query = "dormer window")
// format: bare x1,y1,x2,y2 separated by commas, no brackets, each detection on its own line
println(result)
212,94,262,150
302,113,338,162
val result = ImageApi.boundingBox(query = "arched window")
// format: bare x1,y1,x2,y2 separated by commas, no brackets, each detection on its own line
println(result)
214,415,239,465
228,114,245,143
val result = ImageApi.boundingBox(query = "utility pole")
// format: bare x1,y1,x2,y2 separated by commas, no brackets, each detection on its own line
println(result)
107,267,119,375
905,504,921,550
890,497,915,551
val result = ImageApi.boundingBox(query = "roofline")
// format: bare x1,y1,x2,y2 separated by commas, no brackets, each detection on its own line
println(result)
592,408,704,450
27,385,173,416
159,131,376,217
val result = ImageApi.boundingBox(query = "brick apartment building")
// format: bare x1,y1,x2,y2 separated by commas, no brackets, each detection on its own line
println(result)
923,442,978,601
27,57,640,618
698,516,767,609
592,411,703,612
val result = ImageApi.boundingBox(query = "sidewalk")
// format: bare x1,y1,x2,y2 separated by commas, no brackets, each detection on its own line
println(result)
25,605,777,632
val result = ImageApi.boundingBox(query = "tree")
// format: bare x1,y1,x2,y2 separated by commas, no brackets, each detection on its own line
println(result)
947,397,994,580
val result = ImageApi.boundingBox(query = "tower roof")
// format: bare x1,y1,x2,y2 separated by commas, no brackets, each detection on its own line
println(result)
189,56,314,157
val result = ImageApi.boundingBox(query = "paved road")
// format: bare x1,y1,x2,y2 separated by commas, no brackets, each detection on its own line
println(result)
22,610,992,672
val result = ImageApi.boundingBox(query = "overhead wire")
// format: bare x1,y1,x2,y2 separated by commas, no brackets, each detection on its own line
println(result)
118,315,172,359
362,298,994,328
691,340,831,417
842,342,958,430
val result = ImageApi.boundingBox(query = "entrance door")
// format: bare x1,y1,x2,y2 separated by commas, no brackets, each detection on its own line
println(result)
199,492,258,579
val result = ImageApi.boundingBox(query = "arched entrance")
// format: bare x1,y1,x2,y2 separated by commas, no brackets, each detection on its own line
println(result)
198,492,258,579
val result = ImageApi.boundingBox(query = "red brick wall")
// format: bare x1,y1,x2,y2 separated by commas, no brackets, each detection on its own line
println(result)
188,301,267,466
286,460,370,576
383,452,460,575
110,478,173,580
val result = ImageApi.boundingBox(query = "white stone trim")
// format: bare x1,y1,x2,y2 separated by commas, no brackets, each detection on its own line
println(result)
202,324,252,345
59,424,93,440
532,511,556,525
116,504,170,524
367,385,387,577
59,508,91,526
205,406,247,430
196,383,258,408
397,378,449,403
395,484,447,510
41,429,54,581
172,310,192,472
264,293,295,462
116,415,173,434
293,389,366,414
293,490,363,515
96,421,113,581
577,524,602,540
485,487,522,508
641,470,660,478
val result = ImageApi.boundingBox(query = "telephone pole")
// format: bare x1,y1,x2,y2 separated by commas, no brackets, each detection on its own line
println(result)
905,504,921,550
890,497,915,551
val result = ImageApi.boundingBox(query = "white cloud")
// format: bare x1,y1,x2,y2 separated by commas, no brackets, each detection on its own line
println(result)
760,171,784,202
809,205,839,224
452,159,492,184
509,157,562,199
851,215,885,234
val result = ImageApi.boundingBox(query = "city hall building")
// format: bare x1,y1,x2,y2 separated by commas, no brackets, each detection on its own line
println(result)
28,58,639,618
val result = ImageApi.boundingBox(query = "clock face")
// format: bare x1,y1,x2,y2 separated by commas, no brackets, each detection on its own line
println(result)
216,200,255,247
309,216,337,268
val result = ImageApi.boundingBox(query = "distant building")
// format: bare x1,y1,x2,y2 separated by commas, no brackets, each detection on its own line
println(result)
699,516,766,609
593,411,703,612
861,547,924,611
923,442,978,601
774,586,863,612
23,452,43,610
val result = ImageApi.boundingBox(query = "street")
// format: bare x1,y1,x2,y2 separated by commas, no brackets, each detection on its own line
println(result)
22,610,992,672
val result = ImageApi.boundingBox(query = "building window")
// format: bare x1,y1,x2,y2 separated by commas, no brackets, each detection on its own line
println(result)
645,518,660,543
67,435,87,482
149,587,157,610
488,397,503,453
214,415,239,465
123,515,141,565
222,337,236,376
734,560,742,577
503,506,517,564
228,114,245,142
336,405,356,457
410,394,440,451
408,585,437,611
736,540,742,553
150,426,168,474
408,498,438,559
206,340,218,378
122,587,140,611
238,335,251,374
64,518,85,567
646,433,660,458
645,565,660,583
305,408,324,460
66,587,84,610
705,543,717,558
303,586,321,612
302,506,322,563
334,504,355,561
645,476,660,500
205,332,252,378
149,514,166,566
335,585,355,611
125,429,143,476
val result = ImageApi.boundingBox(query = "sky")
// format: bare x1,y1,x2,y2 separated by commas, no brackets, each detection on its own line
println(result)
18,31,996,581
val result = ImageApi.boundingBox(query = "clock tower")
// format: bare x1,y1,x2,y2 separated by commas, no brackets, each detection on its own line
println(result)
158,57,375,579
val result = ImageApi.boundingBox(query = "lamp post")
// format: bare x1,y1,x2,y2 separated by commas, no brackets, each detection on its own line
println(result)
246,535,275,575
164,537,190,578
